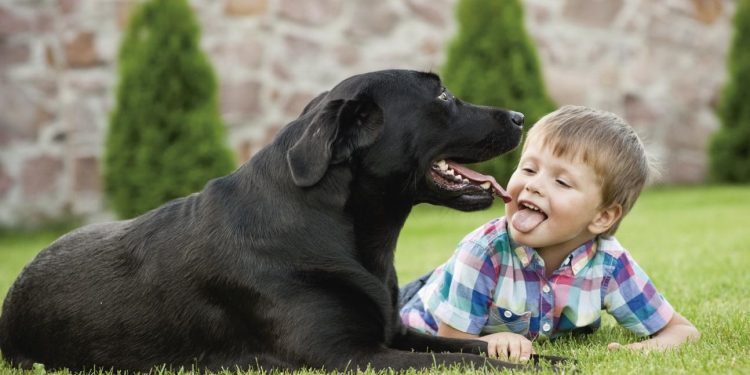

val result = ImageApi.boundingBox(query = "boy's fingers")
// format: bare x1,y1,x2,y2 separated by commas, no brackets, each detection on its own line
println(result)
497,340,510,360
520,340,532,363
487,340,498,358
508,340,521,362
625,342,646,350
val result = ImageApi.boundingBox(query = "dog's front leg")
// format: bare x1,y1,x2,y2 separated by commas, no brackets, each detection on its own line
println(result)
391,327,486,354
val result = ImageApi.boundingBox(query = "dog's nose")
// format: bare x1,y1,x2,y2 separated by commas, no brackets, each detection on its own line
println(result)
510,111,525,127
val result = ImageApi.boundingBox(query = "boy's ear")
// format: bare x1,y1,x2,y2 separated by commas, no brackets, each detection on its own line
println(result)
589,203,623,235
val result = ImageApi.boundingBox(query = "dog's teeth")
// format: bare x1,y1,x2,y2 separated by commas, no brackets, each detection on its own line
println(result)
480,182,491,190
462,178,470,184
437,160,448,171
445,169,454,176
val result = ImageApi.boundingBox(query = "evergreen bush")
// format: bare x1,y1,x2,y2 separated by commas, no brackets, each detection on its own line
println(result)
710,0,750,182
442,0,555,184
105,0,235,218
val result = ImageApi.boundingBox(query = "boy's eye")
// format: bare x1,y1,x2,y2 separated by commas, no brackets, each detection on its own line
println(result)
556,179,571,188
522,168,535,174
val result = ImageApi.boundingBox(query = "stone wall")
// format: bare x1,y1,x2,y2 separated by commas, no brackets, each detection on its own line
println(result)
0,0,733,226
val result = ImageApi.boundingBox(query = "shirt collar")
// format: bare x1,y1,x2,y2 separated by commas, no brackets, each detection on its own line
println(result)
506,220,534,267
566,239,597,275
513,245,536,268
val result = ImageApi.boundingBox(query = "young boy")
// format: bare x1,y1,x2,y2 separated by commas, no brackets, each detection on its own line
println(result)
399,105,700,363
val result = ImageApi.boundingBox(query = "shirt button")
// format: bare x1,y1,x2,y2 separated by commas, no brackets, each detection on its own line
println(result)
504,310,513,318
543,323,551,332
542,284,551,293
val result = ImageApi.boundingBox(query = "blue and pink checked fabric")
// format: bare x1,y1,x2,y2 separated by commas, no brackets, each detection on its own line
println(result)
399,217,674,340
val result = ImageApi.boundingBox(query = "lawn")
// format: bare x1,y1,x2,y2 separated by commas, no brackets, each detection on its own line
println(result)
1,185,749,374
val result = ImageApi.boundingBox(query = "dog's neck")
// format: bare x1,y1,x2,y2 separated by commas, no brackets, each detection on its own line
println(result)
347,185,412,282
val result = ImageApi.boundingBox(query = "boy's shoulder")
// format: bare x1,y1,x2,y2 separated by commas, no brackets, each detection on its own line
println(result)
596,236,627,256
593,236,639,270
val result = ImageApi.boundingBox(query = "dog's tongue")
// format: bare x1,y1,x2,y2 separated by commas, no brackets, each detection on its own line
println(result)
447,161,512,203
511,209,546,233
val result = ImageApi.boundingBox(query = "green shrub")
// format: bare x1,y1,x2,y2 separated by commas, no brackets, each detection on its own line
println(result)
710,0,750,183
441,0,555,184
105,0,235,218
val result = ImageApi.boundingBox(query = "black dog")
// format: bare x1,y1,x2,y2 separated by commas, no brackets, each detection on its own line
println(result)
0,70,563,372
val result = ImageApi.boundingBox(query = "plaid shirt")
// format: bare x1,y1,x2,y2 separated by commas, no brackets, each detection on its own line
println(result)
400,217,674,340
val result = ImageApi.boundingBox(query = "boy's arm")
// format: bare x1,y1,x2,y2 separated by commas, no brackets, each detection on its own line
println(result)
608,312,700,351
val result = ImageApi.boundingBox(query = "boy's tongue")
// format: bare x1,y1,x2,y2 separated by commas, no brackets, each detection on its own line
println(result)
511,209,546,233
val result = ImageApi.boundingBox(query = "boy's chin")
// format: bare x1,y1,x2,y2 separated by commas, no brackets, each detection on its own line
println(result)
509,226,550,249
509,226,534,246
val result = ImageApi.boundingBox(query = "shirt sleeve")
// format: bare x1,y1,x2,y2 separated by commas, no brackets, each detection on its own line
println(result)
419,229,499,335
602,251,674,336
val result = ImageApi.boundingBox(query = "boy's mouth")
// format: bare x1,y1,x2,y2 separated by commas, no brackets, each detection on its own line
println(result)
511,201,548,233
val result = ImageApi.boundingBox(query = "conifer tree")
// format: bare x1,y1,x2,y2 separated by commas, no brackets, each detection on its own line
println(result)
105,0,235,218
710,0,750,182
442,0,555,184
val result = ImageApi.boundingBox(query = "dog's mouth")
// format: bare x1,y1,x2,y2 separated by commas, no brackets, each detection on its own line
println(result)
428,160,511,203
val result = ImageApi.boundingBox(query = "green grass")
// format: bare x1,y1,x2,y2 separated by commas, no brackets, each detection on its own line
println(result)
1,185,749,374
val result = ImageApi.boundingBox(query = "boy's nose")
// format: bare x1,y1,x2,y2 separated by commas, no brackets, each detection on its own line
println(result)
524,179,543,196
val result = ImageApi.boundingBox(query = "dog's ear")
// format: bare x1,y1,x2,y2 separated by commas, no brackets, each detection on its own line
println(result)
287,95,383,187
330,95,383,163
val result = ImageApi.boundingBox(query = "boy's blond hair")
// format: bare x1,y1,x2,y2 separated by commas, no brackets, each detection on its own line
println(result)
524,105,652,237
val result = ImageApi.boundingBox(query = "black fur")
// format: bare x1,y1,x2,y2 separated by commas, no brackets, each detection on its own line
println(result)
0,70,564,372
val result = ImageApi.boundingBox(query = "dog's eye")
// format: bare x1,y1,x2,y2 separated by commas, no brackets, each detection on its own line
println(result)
438,91,450,101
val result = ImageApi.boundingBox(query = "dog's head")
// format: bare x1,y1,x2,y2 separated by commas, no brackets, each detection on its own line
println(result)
286,70,523,211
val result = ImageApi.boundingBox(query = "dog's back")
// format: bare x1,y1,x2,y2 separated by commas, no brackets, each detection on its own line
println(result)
0,167,335,371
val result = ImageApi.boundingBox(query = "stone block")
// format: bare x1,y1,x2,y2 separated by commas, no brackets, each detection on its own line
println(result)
406,0,451,26
0,83,42,144
224,0,267,17
59,0,79,14
692,0,723,24
563,0,624,28
279,0,342,26
335,45,360,67
73,156,100,193
346,1,399,38
0,40,31,67
0,163,12,200
21,155,63,199
0,6,32,37
220,80,262,119
543,67,590,105
64,31,100,68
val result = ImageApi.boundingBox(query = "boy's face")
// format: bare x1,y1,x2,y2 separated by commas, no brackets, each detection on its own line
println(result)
505,137,614,254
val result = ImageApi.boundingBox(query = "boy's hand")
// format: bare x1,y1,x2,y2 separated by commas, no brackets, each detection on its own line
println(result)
607,313,700,352
479,332,534,363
